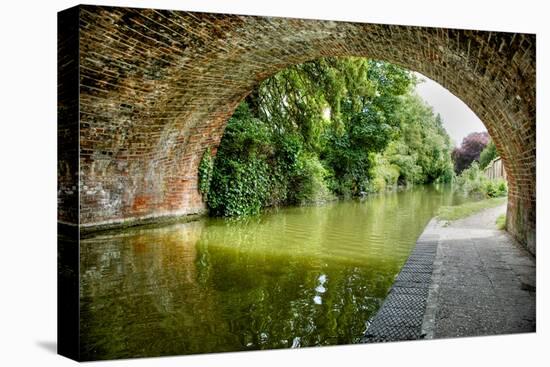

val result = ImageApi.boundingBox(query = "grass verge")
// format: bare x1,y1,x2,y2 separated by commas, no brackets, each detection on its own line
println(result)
437,197,506,222
495,213,506,230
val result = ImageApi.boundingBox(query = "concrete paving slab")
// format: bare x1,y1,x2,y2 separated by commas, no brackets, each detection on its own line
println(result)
362,203,535,343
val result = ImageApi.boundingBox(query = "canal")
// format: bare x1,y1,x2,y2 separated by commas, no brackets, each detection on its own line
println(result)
79,184,475,360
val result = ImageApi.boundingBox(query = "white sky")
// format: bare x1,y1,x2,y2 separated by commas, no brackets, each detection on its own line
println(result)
414,72,486,147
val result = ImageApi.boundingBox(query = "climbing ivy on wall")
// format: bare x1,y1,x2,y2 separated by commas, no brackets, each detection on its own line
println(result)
198,148,214,199
205,104,274,216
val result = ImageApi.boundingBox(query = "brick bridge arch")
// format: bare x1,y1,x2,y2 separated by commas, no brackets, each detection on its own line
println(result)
58,6,535,253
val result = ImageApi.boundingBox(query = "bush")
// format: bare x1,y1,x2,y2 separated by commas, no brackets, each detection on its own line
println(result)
290,153,334,204
485,178,508,198
367,153,400,192
484,180,498,198
455,162,485,196
454,162,507,198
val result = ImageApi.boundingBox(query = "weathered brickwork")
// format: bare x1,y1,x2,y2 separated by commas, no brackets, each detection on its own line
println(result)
58,6,79,226
57,5,536,253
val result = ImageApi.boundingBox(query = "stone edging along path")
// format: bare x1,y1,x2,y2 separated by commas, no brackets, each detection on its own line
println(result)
361,204,536,343
361,220,440,342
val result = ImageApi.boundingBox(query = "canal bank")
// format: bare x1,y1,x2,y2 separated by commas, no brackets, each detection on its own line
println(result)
362,203,536,342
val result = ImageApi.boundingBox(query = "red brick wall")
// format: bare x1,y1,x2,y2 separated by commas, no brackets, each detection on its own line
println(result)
58,5,536,254
57,6,79,226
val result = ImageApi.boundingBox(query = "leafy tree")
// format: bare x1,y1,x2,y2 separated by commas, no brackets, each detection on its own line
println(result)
323,105,401,196
478,139,498,169
371,96,454,188
320,60,413,196
200,57,455,217
451,132,490,173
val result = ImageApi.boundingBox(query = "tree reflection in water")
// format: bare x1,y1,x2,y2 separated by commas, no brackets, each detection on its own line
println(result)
79,185,475,360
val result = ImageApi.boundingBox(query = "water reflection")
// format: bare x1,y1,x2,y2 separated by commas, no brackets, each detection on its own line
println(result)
79,185,472,360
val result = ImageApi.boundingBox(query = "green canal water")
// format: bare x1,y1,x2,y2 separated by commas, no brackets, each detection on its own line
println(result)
80,184,473,360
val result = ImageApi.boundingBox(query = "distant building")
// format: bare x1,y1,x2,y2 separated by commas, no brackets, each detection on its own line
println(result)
484,157,507,180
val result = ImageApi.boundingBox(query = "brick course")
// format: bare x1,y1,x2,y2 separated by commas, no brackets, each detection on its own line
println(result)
58,5,536,253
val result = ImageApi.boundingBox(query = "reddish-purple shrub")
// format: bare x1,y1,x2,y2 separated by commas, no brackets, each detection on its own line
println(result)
452,131,490,173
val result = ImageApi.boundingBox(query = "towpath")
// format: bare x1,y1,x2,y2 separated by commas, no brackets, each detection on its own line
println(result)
362,203,536,342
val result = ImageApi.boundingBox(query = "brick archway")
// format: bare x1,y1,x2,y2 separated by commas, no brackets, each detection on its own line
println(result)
58,5,535,253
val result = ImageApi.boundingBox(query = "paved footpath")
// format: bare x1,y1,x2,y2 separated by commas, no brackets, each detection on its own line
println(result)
422,204,536,338
363,204,535,342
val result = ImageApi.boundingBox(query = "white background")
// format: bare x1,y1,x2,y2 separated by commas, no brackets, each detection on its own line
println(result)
0,0,548,365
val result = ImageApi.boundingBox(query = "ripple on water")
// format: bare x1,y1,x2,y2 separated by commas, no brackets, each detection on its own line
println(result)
79,185,473,359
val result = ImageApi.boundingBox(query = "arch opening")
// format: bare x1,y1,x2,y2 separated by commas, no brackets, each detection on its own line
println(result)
66,6,535,253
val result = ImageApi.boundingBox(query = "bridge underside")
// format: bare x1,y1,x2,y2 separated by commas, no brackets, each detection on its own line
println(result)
58,5,536,254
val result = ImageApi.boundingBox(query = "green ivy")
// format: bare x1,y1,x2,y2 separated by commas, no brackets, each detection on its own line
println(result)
206,103,275,217
198,148,214,199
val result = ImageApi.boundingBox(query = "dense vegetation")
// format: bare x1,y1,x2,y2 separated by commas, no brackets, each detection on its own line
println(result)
478,138,498,169
454,162,507,198
451,132,506,199
451,131,490,173
199,58,455,217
